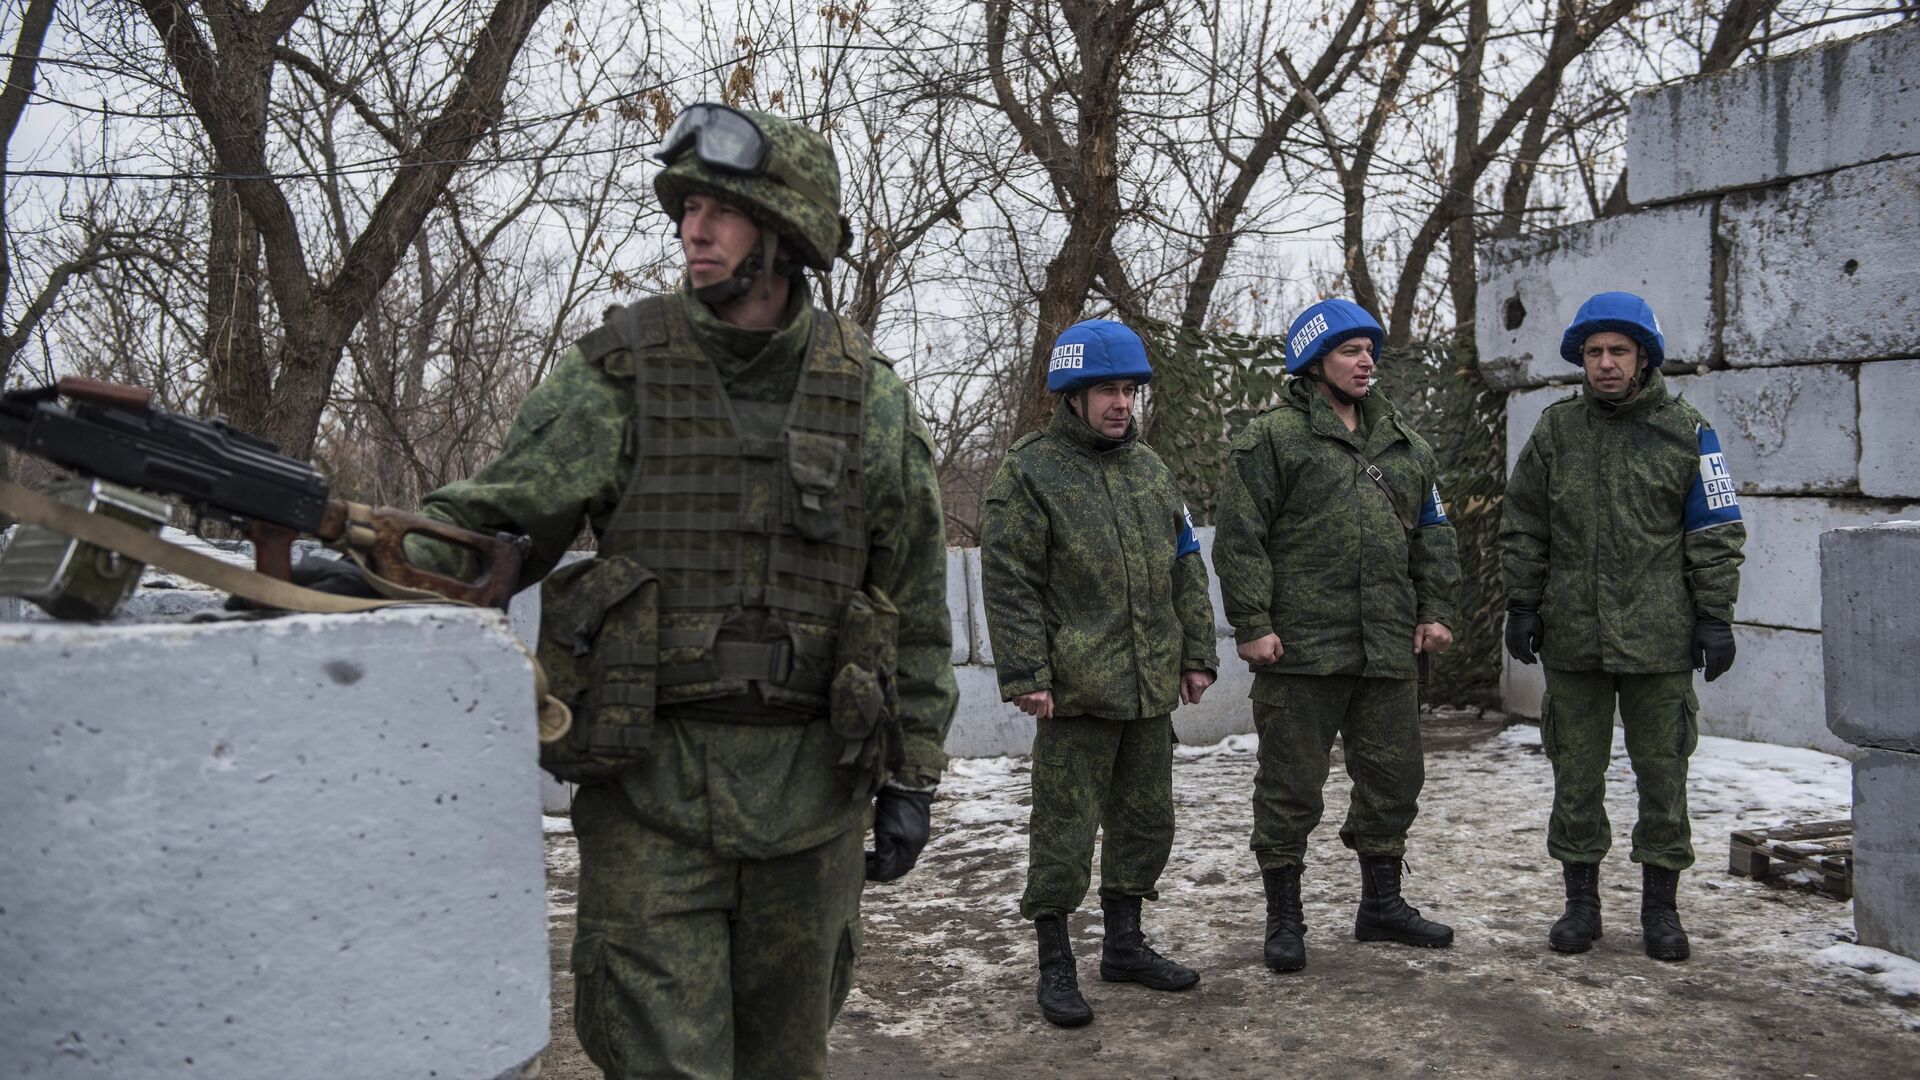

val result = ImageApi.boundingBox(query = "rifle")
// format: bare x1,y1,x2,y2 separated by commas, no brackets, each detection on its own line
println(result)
0,376,523,608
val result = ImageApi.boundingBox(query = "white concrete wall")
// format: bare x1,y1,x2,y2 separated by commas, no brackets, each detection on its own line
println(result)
1479,24,1920,755
1627,22,1920,205
0,607,550,1080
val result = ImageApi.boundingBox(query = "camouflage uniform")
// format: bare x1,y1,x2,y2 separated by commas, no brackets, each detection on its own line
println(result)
417,111,956,1079
1213,377,1459,868
1500,369,1745,870
980,401,1217,920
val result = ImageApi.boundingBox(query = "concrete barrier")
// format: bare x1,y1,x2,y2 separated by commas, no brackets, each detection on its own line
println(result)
0,607,549,1079
1627,22,1920,204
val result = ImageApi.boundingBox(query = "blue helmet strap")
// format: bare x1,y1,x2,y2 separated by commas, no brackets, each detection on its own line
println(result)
1307,359,1364,407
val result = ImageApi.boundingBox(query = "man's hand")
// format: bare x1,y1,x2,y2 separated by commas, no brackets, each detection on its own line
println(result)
1180,669,1216,705
866,784,935,883
1013,689,1054,720
1414,622,1453,654
1504,604,1543,665
1236,633,1284,667
1691,616,1736,682
225,552,380,611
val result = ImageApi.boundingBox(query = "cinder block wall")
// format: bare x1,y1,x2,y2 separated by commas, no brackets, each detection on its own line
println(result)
1476,22,1920,754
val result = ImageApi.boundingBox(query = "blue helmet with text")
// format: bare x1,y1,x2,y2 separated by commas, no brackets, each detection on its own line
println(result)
1285,298,1383,375
1046,319,1155,394
1559,291,1666,367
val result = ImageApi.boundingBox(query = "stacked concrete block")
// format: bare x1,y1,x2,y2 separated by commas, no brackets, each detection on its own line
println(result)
1481,21,1920,753
0,607,550,1078
1821,521,1920,960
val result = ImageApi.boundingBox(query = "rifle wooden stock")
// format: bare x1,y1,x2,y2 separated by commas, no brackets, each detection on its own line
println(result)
314,501,524,609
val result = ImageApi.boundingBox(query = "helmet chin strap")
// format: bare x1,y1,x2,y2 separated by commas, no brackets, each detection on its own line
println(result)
692,235,767,306
1308,361,1365,407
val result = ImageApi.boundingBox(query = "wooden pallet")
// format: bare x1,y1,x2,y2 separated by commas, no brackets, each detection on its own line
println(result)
1728,819,1853,899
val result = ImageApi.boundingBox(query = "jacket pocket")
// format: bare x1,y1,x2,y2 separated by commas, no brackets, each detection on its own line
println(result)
785,430,847,542
537,555,658,782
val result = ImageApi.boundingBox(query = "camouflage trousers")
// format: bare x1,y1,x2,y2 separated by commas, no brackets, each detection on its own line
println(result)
570,782,863,1080
1250,675,1423,869
1020,713,1176,921
1542,667,1699,871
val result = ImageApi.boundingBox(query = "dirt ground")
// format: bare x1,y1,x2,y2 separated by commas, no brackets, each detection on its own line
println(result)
536,711,1919,1078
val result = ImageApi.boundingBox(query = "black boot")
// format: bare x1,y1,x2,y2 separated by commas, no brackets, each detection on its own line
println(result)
1640,864,1691,961
1034,916,1093,1026
1099,897,1199,991
1354,854,1454,948
1548,861,1603,953
1261,865,1307,972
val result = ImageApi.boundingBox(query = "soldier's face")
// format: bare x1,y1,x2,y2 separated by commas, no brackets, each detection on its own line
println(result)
1073,379,1137,438
1581,331,1643,398
1321,337,1375,397
680,193,761,287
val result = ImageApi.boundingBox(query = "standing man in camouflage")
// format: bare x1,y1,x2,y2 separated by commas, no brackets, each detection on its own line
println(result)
1213,298,1460,974
1501,291,1744,962
981,319,1219,1028
406,104,957,1078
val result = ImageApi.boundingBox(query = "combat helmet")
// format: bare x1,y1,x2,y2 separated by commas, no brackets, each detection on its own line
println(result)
653,103,852,284
1559,291,1666,367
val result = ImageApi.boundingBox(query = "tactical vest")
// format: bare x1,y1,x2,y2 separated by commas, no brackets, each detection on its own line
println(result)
594,294,870,718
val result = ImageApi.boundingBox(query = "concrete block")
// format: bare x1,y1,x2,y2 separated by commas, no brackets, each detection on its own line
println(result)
0,608,549,1080
1853,748,1920,961
1720,158,1920,366
1476,203,1714,390
1628,23,1920,204
965,547,992,666
1694,625,1844,755
945,547,973,665
1859,359,1920,499
1739,497,1920,632
1504,384,1580,478
1821,520,1920,752
1665,366,1859,494
1193,526,1234,639
1503,627,1841,755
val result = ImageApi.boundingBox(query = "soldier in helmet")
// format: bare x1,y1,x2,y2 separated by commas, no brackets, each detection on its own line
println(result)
404,104,958,1078
1212,298,1461,974
980,319,1219,1028
1500,291,1745,962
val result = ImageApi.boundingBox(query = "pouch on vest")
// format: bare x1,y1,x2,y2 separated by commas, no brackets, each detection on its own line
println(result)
786,430,847,542
830,586,902,795
536,554,659,782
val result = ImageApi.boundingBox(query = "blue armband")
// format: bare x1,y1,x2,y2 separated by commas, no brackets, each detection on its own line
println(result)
1684,425,1743,533
1417,484,1449,527
1176,505,1201,557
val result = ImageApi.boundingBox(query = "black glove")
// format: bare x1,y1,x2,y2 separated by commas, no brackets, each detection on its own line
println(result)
225,553,381,611
1504,603,1543,665
865,784,934,883
1691,615,1736,682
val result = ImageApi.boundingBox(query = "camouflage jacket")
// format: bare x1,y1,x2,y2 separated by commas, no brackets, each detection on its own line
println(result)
1213,377,1459,687
1499,369,1746,673
417,283,958,858
980,402,1218,720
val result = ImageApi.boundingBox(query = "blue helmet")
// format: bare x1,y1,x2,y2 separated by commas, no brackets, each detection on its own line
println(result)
1559,291,1665,367
1285,298,1383,375
1046,319,1154,394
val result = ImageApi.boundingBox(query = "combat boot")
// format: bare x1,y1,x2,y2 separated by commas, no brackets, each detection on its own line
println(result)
1034,916,1093,1027
1099,897,1200,991
1353,854,1454,947
1261,864,1307,972
1640,864,1690,961
1548,861,1603,953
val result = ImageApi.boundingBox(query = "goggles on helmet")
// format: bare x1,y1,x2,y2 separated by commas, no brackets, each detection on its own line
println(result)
653,102,836,214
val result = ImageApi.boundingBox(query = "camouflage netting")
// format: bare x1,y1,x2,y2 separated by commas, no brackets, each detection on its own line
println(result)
1137,318,1505,704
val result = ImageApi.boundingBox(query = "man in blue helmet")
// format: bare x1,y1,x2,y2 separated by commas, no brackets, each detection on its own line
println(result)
981,319,1220,1027
1499,291,1745,962
1213,297,1461,974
